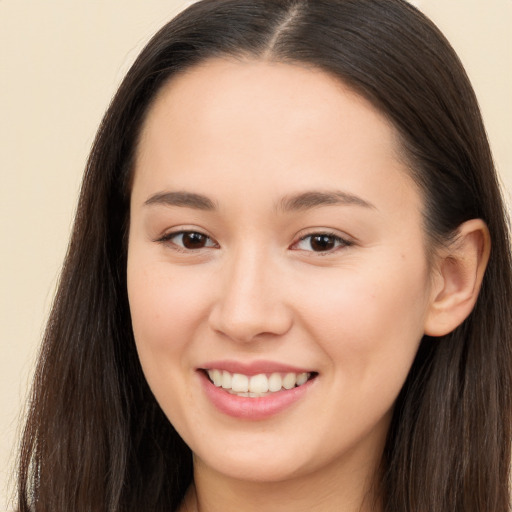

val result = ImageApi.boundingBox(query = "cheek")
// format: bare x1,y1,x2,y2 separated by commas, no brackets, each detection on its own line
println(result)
126,260,210,380
126,259,214,430
294,255,429,389
129,262,199,335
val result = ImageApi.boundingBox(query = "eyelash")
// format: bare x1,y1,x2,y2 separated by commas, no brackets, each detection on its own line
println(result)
157,230,218,253
157,229,353,255
293,231,353,254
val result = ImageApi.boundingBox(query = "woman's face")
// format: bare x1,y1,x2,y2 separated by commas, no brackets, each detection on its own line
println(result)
127,59,436,484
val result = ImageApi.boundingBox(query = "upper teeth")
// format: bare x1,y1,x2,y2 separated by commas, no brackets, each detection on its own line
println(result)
207,369,310,396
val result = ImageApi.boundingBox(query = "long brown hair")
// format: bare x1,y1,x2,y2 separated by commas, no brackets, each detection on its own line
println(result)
17,1,512,510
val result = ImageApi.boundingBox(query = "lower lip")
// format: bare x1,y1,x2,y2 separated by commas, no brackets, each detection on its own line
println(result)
199,371,316,420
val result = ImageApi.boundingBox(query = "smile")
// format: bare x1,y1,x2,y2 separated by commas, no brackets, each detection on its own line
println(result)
206,369,312,397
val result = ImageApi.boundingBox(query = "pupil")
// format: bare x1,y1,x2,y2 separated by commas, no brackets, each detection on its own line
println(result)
311,235,335,251
183,232,206,249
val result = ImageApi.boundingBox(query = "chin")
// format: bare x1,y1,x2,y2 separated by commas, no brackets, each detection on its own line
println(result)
195,450,311,483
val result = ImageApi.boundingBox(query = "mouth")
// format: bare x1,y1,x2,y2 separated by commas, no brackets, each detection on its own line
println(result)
203,369,318,397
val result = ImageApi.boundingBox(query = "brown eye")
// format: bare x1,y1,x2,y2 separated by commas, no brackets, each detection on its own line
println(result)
181,232,209,249
309,234,336,251
160,231,217,250
293,233,351,253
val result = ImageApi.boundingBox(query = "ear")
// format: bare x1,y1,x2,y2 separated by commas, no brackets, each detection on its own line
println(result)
424,219,491,337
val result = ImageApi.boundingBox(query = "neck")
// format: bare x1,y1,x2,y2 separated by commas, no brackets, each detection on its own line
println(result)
181,453,382,512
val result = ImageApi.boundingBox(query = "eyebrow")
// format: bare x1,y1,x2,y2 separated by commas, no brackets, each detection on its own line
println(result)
143,189,375,212
144,191,216,210
277,190,376,212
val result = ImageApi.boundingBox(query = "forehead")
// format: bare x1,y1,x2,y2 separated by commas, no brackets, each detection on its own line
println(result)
137,58,401,159
133,58,419,216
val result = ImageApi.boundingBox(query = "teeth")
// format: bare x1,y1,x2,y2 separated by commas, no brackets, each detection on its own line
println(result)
296,372,308,386
268,373,282,392
221,370,232,389
206,370,311,396
282,373,296,390
249,374,269,393
211,369,222,387
231,373,249,393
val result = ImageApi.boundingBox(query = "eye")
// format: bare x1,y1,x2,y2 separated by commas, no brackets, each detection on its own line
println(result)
293,232,351,253
158,230,218,251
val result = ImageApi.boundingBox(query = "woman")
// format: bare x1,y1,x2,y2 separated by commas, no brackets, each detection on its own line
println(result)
17,0,512,511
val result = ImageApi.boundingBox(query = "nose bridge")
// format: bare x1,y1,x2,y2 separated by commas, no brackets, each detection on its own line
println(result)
209,243,291,342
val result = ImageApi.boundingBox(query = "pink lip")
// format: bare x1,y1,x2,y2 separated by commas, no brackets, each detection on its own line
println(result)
199,359,312,376
198,369,317,420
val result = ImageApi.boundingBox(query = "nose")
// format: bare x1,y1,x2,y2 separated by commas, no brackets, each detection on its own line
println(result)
208,247,293,343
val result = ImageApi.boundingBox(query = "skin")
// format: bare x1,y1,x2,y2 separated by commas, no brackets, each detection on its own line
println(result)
127,59,489,512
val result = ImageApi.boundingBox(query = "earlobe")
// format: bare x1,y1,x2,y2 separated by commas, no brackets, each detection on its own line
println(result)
424,219,491,337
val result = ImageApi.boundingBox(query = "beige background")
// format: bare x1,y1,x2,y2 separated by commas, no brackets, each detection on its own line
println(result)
1,1,511,509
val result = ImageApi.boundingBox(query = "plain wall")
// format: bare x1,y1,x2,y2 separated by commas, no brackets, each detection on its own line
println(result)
1,1,511,509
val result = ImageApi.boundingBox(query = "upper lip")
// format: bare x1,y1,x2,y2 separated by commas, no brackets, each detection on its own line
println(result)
199,359,314,376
